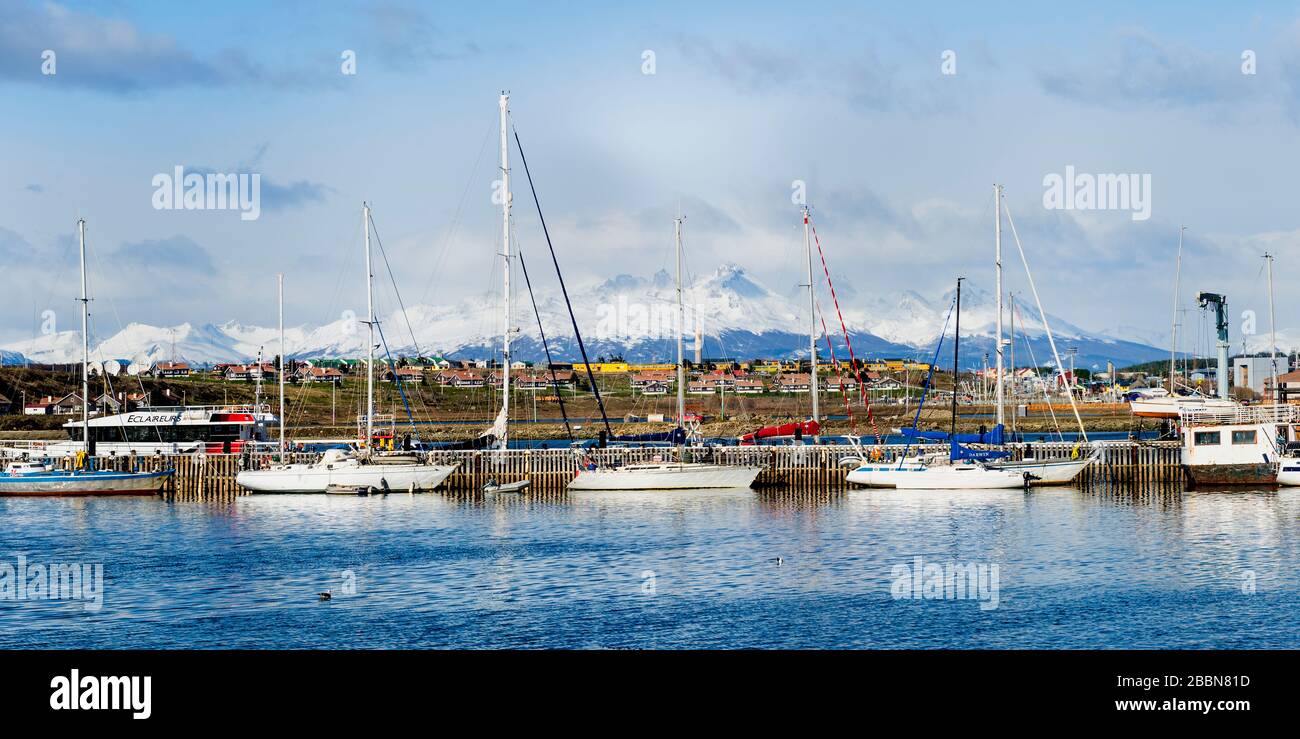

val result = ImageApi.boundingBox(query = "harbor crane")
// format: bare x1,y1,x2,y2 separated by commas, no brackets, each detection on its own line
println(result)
1196,291,1230,400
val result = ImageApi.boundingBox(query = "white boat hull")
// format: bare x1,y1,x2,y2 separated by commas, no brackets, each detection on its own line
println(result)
0,469,171,496
567,463,764,491
988,457,1093,485
846,462,1026,489
237,463,457,493
1277,462,1300,486
1130,396,1238,419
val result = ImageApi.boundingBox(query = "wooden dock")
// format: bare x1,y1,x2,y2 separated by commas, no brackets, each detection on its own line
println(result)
52,440,1186,500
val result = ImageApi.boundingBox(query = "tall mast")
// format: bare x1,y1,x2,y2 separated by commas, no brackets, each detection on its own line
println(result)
675,216,686,428
278,273,286,455
1170,226,1184,391
950,277,964,438
364,202,374,446
803,207,818,424
1266,252,1278,402
499,92,512,448
78,218,89,454
994,185,1005,427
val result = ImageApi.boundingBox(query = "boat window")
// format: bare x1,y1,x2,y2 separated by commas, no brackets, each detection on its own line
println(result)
1231,430,1257,445
1194,431,1221,446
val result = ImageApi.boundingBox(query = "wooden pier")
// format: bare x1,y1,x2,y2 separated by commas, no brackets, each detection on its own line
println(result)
51,440,1186,500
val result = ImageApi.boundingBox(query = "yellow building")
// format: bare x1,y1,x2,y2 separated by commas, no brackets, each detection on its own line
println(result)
573,362,630,374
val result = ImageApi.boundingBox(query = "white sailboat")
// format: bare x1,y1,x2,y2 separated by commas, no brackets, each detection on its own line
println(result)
236,214,457,494
568,215,763,491
982,185,1096,484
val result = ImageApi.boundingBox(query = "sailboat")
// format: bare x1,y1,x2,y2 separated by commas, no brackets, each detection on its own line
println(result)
568,216,763,491
846,277,1027,490
0,219,172,496
236,208,458,494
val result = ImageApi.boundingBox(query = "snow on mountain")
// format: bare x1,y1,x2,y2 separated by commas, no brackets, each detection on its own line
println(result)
0,263,1173,369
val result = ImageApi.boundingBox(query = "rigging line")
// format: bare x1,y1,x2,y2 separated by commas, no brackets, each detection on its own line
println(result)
511,125,613,436
373,319,418,433
1001,197,1088,443
519,250,573,441
814,295,855,430
1013,300,1064,441
368,212,424,359
808,217,881,443
421,117,495,306
897,295,956,467
85,229,161,443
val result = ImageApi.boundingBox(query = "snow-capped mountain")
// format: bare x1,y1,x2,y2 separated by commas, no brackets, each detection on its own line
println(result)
1,263,1173,370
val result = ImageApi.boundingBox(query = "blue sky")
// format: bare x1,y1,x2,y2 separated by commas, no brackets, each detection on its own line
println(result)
2,0,1299,348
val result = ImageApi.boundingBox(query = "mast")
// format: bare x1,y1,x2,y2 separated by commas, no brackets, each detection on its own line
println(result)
78,218,89,455
950,277,963,438
364,201,374,447
499,91,512,448
1266,252,1278,403
278,273,285,455
994,184,1005,427
1170,226,1184,391
803,207,818,424
675,216,686,428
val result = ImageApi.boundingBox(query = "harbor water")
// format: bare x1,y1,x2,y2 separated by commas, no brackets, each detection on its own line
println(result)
1,485,1297,649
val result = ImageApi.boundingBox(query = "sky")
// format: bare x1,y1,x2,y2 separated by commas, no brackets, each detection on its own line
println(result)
2,0,1299,351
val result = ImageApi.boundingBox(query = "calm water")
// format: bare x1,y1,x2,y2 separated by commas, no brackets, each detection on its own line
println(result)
1,486,1297,649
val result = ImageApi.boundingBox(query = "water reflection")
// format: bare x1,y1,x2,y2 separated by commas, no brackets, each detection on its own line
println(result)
0,484,1297,648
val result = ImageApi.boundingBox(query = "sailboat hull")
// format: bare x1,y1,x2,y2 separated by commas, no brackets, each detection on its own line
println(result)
568,463,764,491
987,457,1093,485
237,463,457,493
846,463,1026,489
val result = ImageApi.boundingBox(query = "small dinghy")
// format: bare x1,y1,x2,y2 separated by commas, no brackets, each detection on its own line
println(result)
482,479,530,494
324,479,391,496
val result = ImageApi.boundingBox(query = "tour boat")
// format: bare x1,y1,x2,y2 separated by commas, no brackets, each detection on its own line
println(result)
41,405,278,456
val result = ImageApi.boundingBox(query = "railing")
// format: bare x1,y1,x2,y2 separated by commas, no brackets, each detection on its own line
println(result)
1178,404,1300,426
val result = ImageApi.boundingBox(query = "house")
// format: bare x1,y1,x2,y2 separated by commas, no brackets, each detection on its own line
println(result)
30,393,86,415
434,370,486,388
631,371,675,389
383,367,425,383
733,379,765,394
701,371,735,388
774,373,812,392
870,377,903,391
687,382,715,395
298,366,344,384
150,361,191,378
640,381,669,395
831,378,859,393
223,363,277,381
